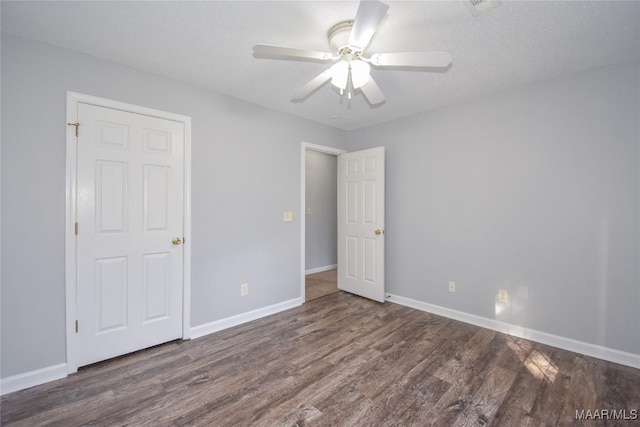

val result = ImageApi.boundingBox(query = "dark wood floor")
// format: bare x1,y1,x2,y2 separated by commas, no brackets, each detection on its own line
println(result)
2,291,639,426
305,268,338,302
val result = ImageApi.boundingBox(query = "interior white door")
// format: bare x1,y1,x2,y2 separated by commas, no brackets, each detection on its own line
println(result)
76,103,184,367
337,147,385,302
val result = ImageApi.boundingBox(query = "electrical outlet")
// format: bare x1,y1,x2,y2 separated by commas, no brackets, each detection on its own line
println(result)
240,283,249,296
498,289,509,303
283,211,293,222
448,281,456,293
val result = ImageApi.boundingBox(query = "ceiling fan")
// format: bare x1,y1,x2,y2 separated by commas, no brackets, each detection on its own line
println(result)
252,0,453,106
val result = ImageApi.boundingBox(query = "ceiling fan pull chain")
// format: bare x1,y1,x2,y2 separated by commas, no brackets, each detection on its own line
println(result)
347,65,353,100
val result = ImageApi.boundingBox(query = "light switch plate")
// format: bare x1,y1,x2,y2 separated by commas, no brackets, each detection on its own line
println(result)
283,211,293,222
498,289,509,303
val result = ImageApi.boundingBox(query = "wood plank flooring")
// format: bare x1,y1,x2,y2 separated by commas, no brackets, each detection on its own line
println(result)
2,291,639,426
305,268,338,302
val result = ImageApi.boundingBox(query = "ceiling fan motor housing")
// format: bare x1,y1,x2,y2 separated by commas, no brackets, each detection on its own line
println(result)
328,20,356,54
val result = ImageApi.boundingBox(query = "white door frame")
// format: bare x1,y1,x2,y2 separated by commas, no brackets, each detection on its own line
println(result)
300,142,346,302
65,92,192,373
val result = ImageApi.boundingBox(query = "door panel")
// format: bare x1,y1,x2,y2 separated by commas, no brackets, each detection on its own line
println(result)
144,165,170,231
96,161,128,233
338,147,385,302
142,252,171,322
363,237,377,283
77,103,184,367
95,256,128,332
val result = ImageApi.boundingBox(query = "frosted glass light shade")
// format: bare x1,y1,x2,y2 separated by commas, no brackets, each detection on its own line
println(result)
329,61,349,89
330,60,371,90
351,61,371,88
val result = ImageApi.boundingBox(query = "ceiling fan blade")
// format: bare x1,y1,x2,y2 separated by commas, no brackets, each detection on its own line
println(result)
369,52,453,68
253,44,336,62
348,0,390,51
291,70,333,100
359,76,385,105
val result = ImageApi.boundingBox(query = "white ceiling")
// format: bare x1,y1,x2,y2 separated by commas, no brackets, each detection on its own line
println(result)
2,1,639,130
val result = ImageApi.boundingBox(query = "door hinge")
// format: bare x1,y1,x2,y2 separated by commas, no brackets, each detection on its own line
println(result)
75,320,78,333
67,122,79,137
75,222,78,235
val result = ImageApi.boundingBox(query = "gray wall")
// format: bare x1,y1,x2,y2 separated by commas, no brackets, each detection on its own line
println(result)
348,60,640,355
305,150,337,271
2,33,638,381
0,34,347,378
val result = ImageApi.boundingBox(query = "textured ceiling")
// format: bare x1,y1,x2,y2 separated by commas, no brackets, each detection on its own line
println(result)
2,1,639,130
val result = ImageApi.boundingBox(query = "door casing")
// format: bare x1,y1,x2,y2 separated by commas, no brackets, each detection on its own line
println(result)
300,142,346,302
65,92,192,373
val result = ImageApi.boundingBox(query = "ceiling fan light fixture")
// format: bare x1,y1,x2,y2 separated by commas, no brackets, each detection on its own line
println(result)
254,0,452,106
350,61,371,88
329,61,348,89
329,60,371,90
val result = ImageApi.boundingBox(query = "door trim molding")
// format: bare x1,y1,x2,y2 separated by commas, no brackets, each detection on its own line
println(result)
65,92,192,374
300,142,346,303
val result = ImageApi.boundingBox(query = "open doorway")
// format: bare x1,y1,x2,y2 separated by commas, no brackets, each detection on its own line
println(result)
305,268,338,302
301,143,345,302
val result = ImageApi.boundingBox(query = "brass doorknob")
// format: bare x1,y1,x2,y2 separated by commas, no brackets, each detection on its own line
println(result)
172,237,182,245
375,229,382,236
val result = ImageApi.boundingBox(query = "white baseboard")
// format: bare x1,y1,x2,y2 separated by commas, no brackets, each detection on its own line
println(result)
5,295,635,396
305,264,337,275
1,298,303,395
190,297,303,339
1,363,67,396
387,294,640,369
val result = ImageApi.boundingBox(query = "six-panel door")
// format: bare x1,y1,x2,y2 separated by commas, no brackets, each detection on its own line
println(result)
337,147,385,302
76,103,184,367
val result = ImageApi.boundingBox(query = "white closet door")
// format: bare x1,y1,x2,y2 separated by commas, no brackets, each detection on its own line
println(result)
76,103,184,366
